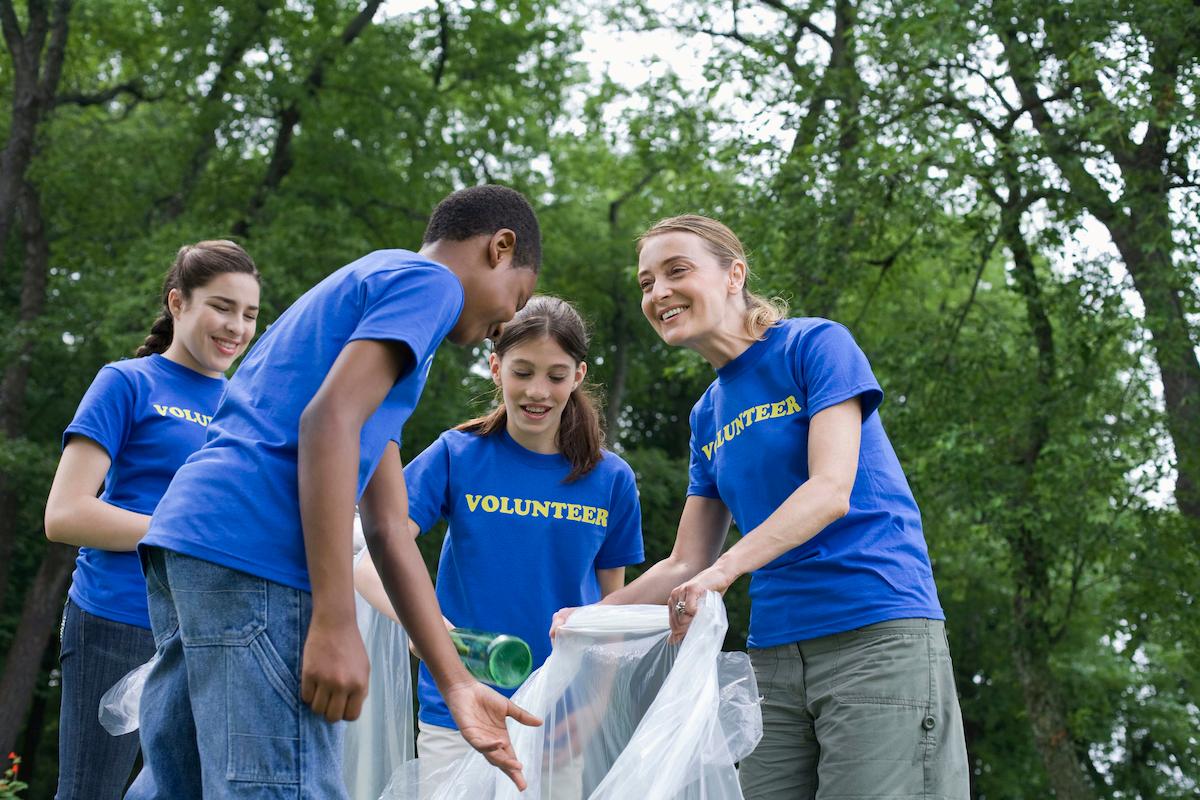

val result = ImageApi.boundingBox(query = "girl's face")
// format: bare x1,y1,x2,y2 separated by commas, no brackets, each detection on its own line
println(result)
637,231,746,350
490,335,586,452
165,272,261,377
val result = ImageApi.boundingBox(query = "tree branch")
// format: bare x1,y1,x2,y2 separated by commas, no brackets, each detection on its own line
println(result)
233,0,385,236
757,0,833,46
432,0,450,89
55,80,158,107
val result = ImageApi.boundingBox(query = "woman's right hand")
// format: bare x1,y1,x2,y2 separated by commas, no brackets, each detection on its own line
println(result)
548,606,579,641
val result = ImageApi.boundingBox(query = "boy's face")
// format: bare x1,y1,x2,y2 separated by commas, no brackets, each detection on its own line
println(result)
450,263,537,345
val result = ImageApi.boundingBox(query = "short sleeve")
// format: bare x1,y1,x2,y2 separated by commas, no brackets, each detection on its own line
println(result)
403,434,453,533
348,263,465,378
63,365,136,459
686,405,720,499
796,322,883,419
595,461,645,569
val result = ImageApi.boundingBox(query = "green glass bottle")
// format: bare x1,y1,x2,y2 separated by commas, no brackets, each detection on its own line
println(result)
448,628,533,689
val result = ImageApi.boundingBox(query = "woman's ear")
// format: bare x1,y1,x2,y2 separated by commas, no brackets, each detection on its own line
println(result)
573,361,588,391
727,260,747,295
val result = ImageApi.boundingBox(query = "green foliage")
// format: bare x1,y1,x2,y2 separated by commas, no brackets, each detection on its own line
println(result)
2,0,1197,794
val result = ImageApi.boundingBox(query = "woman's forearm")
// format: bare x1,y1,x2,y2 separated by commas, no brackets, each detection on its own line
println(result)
711,473,850,584
601,556,704,606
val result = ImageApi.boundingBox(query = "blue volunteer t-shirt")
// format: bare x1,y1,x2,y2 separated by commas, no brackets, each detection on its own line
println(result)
409,429,644,729
63,354,226,628
687,318,943,648
144,251,465,590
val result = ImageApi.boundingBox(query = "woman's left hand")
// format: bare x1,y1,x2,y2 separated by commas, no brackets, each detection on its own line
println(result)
666,566,732,644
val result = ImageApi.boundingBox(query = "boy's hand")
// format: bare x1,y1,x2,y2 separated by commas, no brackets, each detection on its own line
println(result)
301,618,369,722
443,680,542,791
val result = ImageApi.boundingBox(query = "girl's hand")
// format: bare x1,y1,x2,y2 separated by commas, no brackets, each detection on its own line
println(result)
548,606,579,641
443,680,542,791
666,566,732,644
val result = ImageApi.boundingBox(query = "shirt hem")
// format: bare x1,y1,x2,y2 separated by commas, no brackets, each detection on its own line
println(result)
418,707,457,730
594,552,645,569
807,381,883,419
139,536,313,593
67,586,152,630
746,606,945,648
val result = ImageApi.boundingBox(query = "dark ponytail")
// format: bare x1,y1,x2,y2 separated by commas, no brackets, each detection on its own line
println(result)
456,296,605,482
136,240,261,357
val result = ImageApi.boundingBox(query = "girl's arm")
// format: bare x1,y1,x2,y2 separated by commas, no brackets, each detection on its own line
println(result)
352,519,424,623
353,525,455,660
665,396,862,641
596,567,626,598
44,437,151,550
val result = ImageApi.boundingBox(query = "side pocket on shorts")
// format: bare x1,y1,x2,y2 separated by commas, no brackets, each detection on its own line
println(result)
833,620,932,708
748,647,781,703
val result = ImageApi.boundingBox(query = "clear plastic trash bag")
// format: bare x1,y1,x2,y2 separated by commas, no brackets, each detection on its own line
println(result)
343,588,415,800
380,591,761,800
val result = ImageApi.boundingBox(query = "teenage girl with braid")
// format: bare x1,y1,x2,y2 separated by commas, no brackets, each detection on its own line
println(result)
45,241,261,800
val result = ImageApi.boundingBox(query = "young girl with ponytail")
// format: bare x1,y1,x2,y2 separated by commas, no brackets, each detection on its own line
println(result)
355,295,644,779
44,240,261,800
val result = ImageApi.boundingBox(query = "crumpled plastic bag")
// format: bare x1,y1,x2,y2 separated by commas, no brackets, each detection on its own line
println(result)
98,654,157,736
377,591,761,800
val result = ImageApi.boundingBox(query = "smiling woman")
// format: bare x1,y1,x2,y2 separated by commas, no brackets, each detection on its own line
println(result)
44,240,262,800
585,214,971,800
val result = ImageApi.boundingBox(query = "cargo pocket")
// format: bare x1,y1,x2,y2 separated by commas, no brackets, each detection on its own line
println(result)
226,629,301,786
833,619,932,708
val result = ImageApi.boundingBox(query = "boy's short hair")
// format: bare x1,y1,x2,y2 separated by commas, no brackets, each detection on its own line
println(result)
423,185,542,271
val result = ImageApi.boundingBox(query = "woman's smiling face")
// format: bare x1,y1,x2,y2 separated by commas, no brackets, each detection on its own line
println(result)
637,230,745,350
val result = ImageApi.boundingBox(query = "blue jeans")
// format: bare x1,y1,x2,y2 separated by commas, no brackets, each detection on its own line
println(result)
125,547,347,800
56,599,155,800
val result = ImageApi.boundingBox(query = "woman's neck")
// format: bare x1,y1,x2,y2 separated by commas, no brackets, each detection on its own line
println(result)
692,320,758,370
160,343,222,378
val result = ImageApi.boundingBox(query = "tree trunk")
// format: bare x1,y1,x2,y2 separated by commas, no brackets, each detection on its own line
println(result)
1105,201,1200,520
0,0,70,258
998,17,1200,524
0,541,76,756
1000,179,1097,800
0,177,51,612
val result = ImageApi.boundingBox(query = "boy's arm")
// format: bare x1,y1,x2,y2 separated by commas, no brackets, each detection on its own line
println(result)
297,338,411,724
360,441,540,790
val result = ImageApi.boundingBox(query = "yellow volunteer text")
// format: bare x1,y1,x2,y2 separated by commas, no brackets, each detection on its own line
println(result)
700,394,803,460
463,494,609,528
